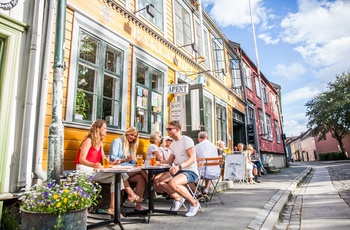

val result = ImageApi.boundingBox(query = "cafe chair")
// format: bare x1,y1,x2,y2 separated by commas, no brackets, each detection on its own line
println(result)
194,157,224,205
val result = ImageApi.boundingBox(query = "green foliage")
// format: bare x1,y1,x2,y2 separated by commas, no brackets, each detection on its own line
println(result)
75,90,90,119
19,173,101,228
0,207,19,230
318,152,348,161
305,72,350,153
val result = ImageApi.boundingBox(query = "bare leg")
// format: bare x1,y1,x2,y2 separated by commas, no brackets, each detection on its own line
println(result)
128,173,146,210
154,172,172,193
168,174,198,207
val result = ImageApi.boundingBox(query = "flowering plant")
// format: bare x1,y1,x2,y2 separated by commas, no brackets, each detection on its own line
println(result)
20,172,101,228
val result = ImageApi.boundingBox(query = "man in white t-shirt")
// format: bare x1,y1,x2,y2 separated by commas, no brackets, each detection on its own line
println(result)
195,132,220,195
159,120,200,217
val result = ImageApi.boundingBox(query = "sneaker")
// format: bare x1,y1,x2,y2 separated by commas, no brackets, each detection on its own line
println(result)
185,203,200,217
171,197,185,211
202,188,209,195
122,200,136,208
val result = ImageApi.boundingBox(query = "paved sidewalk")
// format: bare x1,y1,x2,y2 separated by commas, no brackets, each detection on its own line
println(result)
301,165,350,230
89,164,310,230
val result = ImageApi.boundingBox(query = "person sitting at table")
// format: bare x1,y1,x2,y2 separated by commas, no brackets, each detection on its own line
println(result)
194,131,221,196
145,131,163,163
154,135,173,196
237,143,256,184
74,119,143,216
109,127,147,211
158,120,200,217
216,140,225,156
247,145,261,183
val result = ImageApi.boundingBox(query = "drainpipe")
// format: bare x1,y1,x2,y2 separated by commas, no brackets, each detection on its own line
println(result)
47,0,66,182
17,0,45,190
34,0,57,181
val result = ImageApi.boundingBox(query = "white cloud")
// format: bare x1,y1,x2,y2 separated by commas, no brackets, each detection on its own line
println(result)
283,85,322,104
258,33,279,44
280,0,350,77
201,0,267,28
272,63,306,80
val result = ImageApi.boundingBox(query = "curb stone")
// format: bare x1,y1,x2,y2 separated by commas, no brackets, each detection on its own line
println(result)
246,167,312,230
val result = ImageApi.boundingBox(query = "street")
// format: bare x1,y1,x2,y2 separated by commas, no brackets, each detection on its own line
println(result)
85,161,347,229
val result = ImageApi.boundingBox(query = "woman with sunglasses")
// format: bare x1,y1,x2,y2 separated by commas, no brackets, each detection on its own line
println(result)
109,127,147,211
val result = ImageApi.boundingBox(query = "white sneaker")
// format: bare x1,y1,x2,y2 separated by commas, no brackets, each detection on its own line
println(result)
203,188,209,195
185,203,200,217
171,197,185,211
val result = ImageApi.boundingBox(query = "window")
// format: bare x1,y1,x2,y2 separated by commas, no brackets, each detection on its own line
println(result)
138,0,164,30
175,0,192,53
216,103,227,145
262,84,268,104
135,60,164,133
271,92,277,111
255,77,261,98
258,110,266,139
266,114,272,140
274,120,281,143
73,30,123,127
230,56,241,93
212,38,226,80
248,107,255,124
202,29,210,67
204,96,213,141
243,62,251,89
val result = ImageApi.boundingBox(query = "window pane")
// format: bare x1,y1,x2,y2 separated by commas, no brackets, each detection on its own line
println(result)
79,33,99,64
105,45,122,75
136,108,148,132
137,62,149,86
151,69,163,92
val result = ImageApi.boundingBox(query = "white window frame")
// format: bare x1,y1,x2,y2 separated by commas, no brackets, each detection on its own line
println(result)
137,0,165,31
66,13,129,129
274,120,281,143
131,47,168,134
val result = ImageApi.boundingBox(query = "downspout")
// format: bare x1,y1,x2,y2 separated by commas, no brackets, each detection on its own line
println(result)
34,0,57,181
17,0,46,190
47,0,67,182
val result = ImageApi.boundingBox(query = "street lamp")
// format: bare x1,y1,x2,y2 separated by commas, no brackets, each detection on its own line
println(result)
134,4,155,18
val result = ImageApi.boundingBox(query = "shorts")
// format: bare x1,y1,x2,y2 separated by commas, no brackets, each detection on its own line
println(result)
173,170,198,183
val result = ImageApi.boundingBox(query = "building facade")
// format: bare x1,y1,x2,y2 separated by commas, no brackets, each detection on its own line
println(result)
0,1,287,212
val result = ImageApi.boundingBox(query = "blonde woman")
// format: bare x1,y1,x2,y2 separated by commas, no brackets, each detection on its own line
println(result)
109,127,146,211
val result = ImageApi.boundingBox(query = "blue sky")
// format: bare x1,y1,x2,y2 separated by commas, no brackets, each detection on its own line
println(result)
202,0,350,137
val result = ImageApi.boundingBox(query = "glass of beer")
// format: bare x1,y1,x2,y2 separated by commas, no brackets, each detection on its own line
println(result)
150,154,156,166
103,155,110,168
136,154,143,167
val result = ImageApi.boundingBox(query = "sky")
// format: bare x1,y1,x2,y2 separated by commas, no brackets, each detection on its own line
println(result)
201,0,350,137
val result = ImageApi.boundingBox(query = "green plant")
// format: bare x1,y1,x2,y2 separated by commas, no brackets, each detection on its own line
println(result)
75,90,90,119
19,173,101,228
1,207,19,230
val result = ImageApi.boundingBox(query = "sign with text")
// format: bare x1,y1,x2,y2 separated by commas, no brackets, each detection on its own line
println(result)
224,154,246,181
170,101,184,122
168,84,189,95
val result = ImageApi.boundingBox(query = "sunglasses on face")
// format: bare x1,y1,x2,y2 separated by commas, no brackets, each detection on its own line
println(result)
166,139,173,142
165,127,175,131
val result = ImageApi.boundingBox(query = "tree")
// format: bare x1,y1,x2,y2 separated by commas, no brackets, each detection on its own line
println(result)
305,72,350,155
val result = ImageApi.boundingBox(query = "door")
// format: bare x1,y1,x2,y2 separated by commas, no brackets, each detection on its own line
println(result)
182,84,204,144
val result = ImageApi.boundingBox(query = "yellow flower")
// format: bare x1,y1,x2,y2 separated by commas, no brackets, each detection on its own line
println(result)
53,194,58,200
64,189,69,193
56,202,61,208
63,198,68,203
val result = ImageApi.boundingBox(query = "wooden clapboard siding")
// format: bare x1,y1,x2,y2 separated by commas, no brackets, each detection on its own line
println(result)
165,0,174,43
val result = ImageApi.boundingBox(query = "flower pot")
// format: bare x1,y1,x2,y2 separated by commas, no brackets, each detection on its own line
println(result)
21,208,88,230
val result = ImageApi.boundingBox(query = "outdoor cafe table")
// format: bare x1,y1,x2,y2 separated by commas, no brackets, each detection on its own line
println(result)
87,166,145,230
125,164,176,223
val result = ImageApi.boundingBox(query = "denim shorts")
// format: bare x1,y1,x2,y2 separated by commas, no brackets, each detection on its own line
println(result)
173,170,199,183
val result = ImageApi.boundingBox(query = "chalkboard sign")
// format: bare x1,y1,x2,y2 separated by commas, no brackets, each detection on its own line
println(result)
224,154,246,181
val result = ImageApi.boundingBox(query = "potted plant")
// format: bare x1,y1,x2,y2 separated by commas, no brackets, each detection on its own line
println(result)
19,172,101,229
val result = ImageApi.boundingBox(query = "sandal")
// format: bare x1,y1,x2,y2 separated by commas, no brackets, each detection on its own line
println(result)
127,195,144,203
